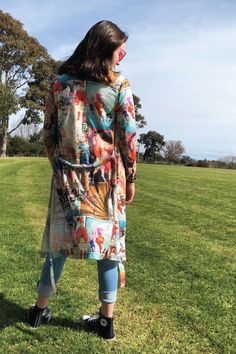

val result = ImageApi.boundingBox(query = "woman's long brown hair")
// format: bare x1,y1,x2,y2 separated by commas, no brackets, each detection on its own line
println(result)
58,20,128,85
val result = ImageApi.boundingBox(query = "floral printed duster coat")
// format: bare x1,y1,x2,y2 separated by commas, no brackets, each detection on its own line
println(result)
40,74,136,284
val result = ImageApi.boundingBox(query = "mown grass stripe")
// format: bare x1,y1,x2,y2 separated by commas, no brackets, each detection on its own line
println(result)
0,158,235,353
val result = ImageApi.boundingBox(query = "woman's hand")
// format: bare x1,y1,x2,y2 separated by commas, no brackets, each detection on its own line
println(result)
126,182,135,205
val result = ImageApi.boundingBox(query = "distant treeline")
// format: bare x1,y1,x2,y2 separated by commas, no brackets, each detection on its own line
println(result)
138,153,236,170
7,132,44,157
137,130,236,170
7,131,236,170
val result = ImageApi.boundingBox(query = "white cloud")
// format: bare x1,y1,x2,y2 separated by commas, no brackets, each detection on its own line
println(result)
120,22,236,159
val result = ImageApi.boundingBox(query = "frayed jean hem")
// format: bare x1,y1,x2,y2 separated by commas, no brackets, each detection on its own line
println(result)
37,281,56,297
99,290,117,303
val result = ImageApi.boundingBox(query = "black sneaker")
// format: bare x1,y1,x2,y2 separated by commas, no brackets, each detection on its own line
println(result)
26,304,52,328
80,309,115,340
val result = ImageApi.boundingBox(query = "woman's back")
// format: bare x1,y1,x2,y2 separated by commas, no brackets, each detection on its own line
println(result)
51,73,126,165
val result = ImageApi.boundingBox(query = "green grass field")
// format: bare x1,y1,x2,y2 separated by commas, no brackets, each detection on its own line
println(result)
0,158,235,353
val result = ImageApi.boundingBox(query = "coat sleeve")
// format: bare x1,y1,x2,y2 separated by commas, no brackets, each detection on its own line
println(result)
43,81,57,165
116,79,137,183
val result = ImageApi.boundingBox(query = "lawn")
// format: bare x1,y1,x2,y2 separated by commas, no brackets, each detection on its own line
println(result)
0,158,235,353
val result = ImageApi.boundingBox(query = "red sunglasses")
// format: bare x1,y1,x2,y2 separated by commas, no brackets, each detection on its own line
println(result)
117,47,126,62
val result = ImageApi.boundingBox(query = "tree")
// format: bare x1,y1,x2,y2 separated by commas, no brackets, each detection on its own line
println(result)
7,130,44,157
133,94,147,129
196,159,209,168
138,130,165,163
133,94,146,163
180,155,194,166
0,11,57,156
219,156,236,164
164,140,185,163
7,135,28,156
29,129,43,143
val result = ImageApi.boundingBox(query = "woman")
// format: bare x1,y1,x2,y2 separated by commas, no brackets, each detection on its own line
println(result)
26,20,136,340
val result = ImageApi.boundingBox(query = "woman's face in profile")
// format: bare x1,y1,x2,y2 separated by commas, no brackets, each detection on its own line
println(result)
111,43,126,67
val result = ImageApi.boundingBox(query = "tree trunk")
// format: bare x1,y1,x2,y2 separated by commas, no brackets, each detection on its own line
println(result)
0,118,9,157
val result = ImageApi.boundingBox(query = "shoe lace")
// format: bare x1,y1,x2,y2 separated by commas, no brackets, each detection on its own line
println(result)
87,309,100,323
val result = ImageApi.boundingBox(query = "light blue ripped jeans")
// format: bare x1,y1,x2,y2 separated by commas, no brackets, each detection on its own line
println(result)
37,254,118,303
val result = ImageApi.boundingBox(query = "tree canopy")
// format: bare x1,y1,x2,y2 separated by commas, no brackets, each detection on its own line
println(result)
138,130,165,163
133,94,147,129
164,140,185,163
0,10,56,156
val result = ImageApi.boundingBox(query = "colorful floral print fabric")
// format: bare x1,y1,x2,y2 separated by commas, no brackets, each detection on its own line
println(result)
40,74,136,283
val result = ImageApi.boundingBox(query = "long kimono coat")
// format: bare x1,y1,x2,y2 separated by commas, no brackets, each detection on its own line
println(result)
40,74,136,285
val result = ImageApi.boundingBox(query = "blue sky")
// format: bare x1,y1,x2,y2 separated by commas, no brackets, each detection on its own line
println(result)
2,0,236,159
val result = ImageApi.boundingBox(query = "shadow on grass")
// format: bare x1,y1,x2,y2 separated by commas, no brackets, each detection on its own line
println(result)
0,292,91,337
0,292,27,329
